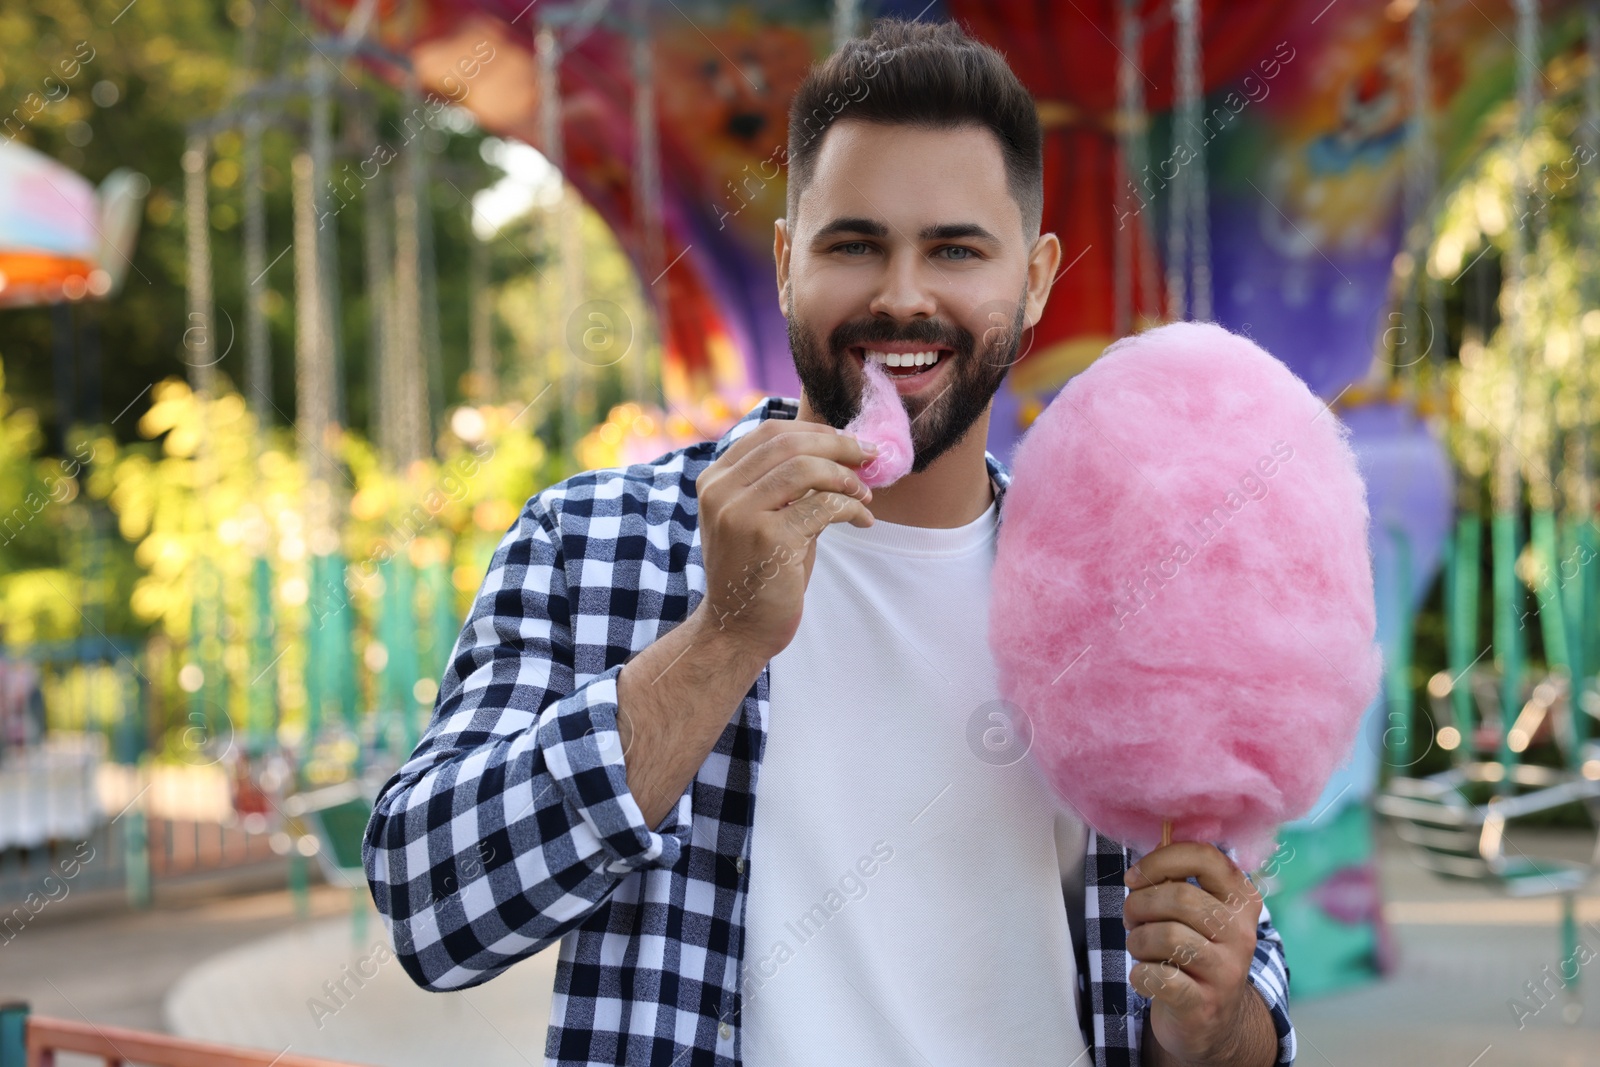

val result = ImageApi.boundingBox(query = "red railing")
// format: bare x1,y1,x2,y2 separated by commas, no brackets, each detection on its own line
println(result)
21,1014,366,1067
148,817,281,877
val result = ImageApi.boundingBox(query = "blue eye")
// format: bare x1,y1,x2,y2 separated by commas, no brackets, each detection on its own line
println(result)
835,241,872,255
937,245,978,261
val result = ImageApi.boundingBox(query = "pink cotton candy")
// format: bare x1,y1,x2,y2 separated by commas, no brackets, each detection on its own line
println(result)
846,359,915,488
987,321,1383,870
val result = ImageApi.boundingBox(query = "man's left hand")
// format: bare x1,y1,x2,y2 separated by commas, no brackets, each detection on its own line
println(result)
1123,841,1277,1067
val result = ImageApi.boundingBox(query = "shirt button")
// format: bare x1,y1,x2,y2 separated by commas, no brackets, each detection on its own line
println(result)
718,1023,733,1040
735,857,745,875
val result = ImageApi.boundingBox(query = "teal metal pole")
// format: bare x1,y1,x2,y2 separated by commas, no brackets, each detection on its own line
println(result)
1493,512,1525,786
1446,515,1483,760
1384,524,1415,771
249,555,277,753
1531,508,1569,670
305,552,328,770
125,804,150,909
392,558,419,752
1561,892,1581,1020
377,557,421,755
1569,518,1597,761
290,850,309,921
0,1002,28,1067
423,559,457,685
329,552,359,735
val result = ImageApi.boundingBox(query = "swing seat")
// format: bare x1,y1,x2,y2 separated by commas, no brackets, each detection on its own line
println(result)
283,780,375,889
1426,666,1549,759
1376,761,1600,896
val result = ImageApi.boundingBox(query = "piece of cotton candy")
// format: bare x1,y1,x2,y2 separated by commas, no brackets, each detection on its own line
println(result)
846,359,915,488
987,321,1383,870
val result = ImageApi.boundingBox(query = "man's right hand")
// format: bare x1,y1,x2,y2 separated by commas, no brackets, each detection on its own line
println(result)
694,418,879,661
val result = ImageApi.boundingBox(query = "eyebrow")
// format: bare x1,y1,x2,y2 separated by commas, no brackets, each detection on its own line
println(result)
918,222,1001,245
810,216,1002,246
812,216,889,241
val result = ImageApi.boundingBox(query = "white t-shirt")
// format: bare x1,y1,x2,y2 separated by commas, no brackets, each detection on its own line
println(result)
741,493,1089,1064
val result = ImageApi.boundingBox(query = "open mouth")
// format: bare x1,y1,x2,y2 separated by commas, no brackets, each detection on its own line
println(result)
850,346,953,391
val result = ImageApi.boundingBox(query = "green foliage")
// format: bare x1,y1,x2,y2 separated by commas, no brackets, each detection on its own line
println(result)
1429,91,1600,504
2,0,269,435
78,371,577,750
0,0,507,445
0,0,673,770
0,356,98,641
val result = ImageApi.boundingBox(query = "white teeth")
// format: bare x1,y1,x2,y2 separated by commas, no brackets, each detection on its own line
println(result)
864,350,942,369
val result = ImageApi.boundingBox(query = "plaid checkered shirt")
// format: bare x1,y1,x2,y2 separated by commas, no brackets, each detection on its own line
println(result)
363,395,1298,1066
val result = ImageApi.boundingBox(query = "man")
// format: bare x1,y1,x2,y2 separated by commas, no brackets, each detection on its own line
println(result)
364,18,1296,1067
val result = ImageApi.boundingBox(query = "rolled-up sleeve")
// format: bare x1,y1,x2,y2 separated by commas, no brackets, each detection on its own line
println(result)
1248,898,1296,1066
362,492,691,992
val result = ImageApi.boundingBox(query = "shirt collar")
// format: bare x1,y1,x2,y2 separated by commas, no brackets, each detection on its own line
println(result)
714,395,1012,511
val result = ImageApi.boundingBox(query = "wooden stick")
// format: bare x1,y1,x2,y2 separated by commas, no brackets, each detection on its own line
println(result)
1160,819,1172,848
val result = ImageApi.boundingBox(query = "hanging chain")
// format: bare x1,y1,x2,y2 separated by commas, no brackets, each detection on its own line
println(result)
632,0,664,407
183,135,215,398
1402,0,1439,400
1500,0,1540,514
1169,0,1209,322
1115,0,1146,336
1577,3,1600,519
1166,0,1190,322
1184,0,1210,321
540,22,584,454
240,0,272,435
832,0,860,53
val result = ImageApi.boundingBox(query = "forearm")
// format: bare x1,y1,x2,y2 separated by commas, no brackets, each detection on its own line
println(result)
616,606,769,828
1141,984,1278,1067
369,741,590,990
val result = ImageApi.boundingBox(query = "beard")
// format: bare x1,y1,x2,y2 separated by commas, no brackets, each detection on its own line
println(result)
787,287,1028,475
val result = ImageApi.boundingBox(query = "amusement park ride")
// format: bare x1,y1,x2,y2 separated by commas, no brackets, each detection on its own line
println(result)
1373,0,1600,1025
1,0,1600,1029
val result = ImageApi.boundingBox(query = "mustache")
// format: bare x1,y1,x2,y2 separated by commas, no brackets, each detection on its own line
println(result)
828,317,972,354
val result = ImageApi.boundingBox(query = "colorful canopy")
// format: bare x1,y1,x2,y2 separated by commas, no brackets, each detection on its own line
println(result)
306,0,1578,456
0,138,145,309
0,138,100,307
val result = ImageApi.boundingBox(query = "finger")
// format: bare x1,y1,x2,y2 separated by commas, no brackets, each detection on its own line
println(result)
779,488,875,536
1123,880,1225,937
1126,919,1213,975
745,454,872,513
720,421,878,492
709,418,848,478
1129,958,1203,1009
1126,883,1260,947
1129,922,1248,1013
1126,842,1255,909
699,420,835,497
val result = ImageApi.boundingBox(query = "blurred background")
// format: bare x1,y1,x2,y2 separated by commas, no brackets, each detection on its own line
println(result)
1,0,1600,1064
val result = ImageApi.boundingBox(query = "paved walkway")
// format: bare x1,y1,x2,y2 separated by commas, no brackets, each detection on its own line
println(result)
166,914,556,1067
6,828,1600,1065
1286,825,1600,1067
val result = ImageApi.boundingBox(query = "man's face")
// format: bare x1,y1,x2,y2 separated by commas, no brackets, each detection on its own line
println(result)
776,120,1049,474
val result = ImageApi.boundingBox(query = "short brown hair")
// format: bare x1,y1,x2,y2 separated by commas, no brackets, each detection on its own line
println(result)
784,18,1043,238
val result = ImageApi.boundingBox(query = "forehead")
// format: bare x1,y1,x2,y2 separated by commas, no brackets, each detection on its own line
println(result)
796,119,1024,244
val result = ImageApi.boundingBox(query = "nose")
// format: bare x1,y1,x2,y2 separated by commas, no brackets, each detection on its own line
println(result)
866,246,938,322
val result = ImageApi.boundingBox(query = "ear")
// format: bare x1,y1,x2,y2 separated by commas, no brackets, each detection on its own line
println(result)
1023,231,1062,330
774,217,793,319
